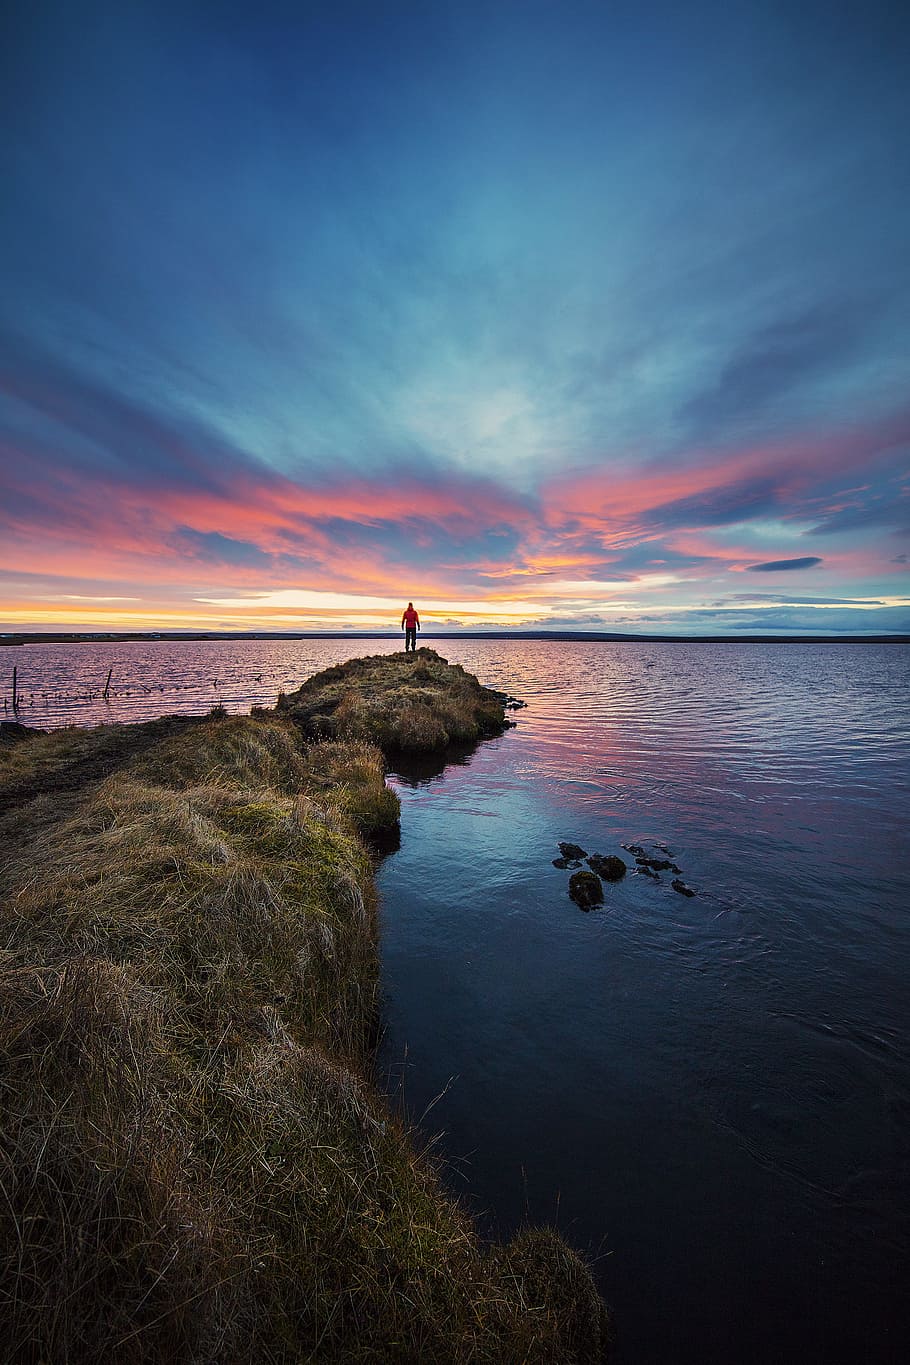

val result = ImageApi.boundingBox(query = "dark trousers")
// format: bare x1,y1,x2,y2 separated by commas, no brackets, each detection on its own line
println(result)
405,627,417,652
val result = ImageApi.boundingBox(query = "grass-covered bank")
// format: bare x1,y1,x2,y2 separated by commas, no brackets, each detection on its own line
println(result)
277,647,512,751
0,652,611,1362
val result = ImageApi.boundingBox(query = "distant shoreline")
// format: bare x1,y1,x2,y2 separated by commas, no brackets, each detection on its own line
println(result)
2,630,908,647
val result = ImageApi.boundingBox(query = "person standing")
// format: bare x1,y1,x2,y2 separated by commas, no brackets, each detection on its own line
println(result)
401,601,420,652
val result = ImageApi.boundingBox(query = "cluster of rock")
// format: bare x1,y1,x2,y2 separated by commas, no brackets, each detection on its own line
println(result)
551,841,627,909
554,838,698,908
621,842,696,896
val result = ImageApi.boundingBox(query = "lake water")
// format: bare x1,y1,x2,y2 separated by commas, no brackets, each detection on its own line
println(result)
6,637,909,1363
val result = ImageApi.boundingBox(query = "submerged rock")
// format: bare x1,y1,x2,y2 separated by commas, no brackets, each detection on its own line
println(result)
623,840,675,860
637,865,661,880
672,878,695,897
559,841,588,861
635,856,681,873
569,870,604,909
586,853,626,881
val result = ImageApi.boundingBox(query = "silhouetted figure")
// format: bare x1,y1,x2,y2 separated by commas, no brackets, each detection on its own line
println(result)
401,602,420,652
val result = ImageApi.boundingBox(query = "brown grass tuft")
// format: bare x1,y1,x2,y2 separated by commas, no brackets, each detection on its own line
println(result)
0,660,609,1361
280,648,509,753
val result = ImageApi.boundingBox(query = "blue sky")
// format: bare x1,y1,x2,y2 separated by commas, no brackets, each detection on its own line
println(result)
2,0,908,632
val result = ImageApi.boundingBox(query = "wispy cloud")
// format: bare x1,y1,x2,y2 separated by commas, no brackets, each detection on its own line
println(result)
681,301,876,437
745,557,823,572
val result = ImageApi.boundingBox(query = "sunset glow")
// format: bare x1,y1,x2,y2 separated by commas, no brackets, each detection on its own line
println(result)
2,1,908,635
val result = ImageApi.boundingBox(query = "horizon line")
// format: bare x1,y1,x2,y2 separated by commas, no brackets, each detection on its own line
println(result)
4,630,909,646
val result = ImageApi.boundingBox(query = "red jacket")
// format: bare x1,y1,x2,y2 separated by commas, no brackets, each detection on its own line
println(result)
402,606,419,628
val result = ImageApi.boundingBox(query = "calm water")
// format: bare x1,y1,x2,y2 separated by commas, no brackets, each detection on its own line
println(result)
7,638,910,1363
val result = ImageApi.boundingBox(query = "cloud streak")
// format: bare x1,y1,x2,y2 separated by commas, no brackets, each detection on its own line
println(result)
746,557,823,572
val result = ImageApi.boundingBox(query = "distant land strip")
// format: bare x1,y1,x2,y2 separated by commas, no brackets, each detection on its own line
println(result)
2,631,909,647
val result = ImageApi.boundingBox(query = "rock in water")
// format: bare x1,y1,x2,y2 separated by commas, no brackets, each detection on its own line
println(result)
672,878,695,897
635,856,680,873
586,853,626,881
559,841,588,861
569,870,604,908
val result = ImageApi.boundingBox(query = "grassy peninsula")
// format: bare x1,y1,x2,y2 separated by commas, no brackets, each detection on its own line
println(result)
0,650,610,1363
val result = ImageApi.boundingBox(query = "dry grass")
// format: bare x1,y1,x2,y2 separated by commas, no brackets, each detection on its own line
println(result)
0,663,610,1362
279,648,509,753
0,714,205,811
299,739,402,836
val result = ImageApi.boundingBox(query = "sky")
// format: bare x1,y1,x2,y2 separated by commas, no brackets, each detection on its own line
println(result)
2,0,908,635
